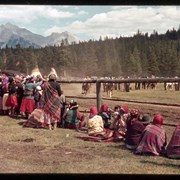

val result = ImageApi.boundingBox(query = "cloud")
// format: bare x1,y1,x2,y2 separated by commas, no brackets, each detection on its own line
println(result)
1,5,179,41
78,10,88,15
0,5,75,24
44,6,180,40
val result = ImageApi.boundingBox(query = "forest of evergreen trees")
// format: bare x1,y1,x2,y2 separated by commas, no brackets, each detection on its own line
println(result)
1,27,180,78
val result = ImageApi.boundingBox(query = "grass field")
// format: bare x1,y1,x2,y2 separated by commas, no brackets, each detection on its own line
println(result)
108,83,180,104
0,116,179,174
0,83,179,174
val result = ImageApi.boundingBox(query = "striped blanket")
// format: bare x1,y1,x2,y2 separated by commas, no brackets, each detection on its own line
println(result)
166,125,180,158
41,82,61,122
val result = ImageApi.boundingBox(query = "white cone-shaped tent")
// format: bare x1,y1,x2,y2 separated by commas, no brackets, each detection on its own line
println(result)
31,66,42,78
48,67,59,80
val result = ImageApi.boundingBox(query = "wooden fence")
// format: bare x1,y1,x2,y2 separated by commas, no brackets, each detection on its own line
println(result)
57,77,180,111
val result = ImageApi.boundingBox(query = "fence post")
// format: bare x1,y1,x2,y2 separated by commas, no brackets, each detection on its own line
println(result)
96,81,101,111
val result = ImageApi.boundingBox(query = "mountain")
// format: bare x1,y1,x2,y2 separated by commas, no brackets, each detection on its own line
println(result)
0,23,80,48
46,31,80,46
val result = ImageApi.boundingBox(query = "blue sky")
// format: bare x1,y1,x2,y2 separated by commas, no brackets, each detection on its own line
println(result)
0,5,180,41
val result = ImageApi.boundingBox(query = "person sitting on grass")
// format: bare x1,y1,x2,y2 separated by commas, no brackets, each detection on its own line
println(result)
135,114,167,156
125,108,145,150
166,125,180,159
99,104,113,128
87,106,105,136
109,105,129,140
63,101,85,130
84,106,114,142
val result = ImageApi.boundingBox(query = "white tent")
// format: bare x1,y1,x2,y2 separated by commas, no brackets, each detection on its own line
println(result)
31,66,42,78
48,67,59,80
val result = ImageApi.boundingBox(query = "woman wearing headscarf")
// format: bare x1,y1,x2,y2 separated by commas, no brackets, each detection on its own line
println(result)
84,106,117,142
125,108,145,150
166,125,180,159
87,106,104,136
99,104,112,128
135,114,167,156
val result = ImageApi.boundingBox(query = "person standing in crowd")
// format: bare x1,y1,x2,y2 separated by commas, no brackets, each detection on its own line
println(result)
5,76,18,117
0,76,3,115
14,76,24,117
135,114,167,156
166,125,180,159
20,76,43,119
125,109,145,150
59,90,66,127
40,74,61,130
2,74,10,115
34,85,43,109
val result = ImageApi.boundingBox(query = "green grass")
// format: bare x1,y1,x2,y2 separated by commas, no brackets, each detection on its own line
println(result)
0,116,179,174
106,83,180,104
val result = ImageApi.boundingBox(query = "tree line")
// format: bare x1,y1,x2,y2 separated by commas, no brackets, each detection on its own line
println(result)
0,27,180,78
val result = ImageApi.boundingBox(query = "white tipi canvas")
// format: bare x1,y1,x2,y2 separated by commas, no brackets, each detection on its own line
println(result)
31,66,42,78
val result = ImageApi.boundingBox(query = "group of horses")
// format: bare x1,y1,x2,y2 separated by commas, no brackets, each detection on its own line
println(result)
81,80,180,98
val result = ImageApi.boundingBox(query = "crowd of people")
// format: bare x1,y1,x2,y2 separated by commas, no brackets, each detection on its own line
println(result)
0,72,179,160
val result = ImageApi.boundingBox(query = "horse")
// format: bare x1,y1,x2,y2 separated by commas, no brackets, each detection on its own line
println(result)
81,82,91,95
146,82,157,89
166,82,174,91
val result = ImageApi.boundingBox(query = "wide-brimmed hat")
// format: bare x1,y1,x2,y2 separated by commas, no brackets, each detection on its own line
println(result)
48,73,57,80
140,114,151,125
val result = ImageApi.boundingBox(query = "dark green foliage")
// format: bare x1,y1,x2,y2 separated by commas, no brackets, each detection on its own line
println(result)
1,27,180,77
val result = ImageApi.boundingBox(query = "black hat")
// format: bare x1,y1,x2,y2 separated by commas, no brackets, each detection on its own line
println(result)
140,114,151,125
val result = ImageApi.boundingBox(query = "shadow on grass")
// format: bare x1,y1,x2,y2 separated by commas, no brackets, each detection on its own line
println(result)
18,121,24,126
140,160,180,169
